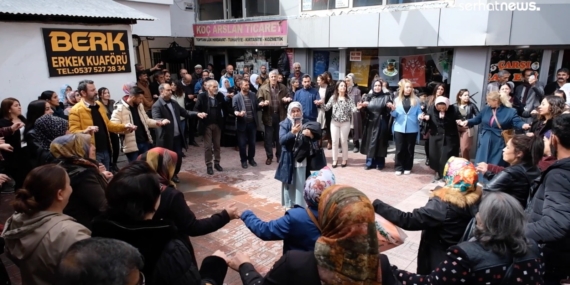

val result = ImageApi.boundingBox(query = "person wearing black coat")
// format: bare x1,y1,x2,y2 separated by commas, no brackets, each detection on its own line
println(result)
152,84,200,182
525,114,570,283
482,134,543,208
194,80,229,175
373,157,482,275
422,96,460,181
359,80,392,170
92,161,229,285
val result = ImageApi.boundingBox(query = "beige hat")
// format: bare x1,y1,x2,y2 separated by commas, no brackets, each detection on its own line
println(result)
194,64,203,69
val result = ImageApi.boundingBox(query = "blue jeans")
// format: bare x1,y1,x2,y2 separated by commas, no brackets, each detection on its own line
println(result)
126,142,152,162
237,122,257,162
96,150,111,170
366,157,385,169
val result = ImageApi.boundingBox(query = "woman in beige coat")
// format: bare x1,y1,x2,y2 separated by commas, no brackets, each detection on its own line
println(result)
3,164,91,285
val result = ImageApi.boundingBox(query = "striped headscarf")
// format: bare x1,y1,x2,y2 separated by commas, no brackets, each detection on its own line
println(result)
303,166,336,210
34,115,68,150
314,185,381,284
138,147,177,189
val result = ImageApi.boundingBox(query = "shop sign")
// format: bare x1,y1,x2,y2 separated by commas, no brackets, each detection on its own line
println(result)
41,28,131,77
349,51,362,61
193,20,288,47
489,60,540,82
401,55,426,87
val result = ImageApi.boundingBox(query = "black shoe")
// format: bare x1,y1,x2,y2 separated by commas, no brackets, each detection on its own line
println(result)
181,152,186,158
190,141,199,147
341,162,347,168
249,160,257,167
241,161,248,169
207,167,214,175
214,164,223,171
332,162,338,168
377,165,384,170
365,166,373,170
172,175,180,183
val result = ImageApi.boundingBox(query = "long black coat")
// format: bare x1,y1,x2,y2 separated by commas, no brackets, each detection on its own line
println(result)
426,105,461,176
526,157,570,276
373,186,481,274
152,97,197,150
359,92,391,158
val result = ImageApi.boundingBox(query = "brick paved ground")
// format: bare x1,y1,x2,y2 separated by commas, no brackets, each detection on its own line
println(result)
0,139,439,285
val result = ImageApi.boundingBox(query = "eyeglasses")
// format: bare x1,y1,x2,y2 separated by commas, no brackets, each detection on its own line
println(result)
138,271,145,285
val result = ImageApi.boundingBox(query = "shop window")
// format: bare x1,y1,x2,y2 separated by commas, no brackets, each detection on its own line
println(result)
312,50,341,80
245,0,280,17
345,48,453,94
353,0,382,7
488,49,543,88
302,0,347,11
199,0,225,20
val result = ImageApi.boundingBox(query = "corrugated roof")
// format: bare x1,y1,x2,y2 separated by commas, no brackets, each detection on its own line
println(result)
0,0,156,21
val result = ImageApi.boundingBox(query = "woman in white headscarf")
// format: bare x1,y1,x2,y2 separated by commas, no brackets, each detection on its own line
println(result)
421,96,461,181
275,102,311,208
250,74,260,93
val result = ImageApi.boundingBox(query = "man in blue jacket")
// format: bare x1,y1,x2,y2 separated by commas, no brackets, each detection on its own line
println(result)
294,75,319,122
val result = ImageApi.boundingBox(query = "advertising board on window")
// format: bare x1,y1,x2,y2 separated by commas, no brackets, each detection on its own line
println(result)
41,28,131,77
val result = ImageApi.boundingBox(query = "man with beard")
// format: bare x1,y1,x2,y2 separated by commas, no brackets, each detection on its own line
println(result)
258,64,268,83
111,86,169,162
526,113,570,283
233,80,259,169
150,71,165,101
220,64,237,88
153,83,205,183
293,75,320,122
288,62,305,81
545,68,570,96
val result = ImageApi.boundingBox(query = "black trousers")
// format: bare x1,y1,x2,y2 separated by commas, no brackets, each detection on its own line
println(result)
394,132,417,172
237,122,257,162
263,113,281,160
173,135,183,175
110,132,120,165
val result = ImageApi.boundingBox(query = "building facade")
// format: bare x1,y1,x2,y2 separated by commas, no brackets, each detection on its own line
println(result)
189,0,570,106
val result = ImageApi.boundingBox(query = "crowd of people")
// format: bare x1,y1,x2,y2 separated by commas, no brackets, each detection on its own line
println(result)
0,61,569,284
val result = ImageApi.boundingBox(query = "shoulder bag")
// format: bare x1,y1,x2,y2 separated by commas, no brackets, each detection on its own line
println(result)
491,109,514,144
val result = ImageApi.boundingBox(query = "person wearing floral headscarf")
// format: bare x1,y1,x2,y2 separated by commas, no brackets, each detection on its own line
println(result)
138,147,177,189
241,166,335,253
27,114,68,167
373,156,482,274
230,185,397,285
50,134,108,229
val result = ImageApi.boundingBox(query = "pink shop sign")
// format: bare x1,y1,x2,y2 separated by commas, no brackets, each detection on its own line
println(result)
193,20,288,47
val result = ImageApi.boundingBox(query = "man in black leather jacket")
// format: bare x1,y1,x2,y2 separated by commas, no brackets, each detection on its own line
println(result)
525,113,570,283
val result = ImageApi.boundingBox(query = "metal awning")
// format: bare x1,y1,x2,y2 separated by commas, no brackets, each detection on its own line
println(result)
0,0,155,21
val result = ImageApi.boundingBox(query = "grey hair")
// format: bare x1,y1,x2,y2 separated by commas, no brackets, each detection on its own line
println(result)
474,192,529,256
498,70,511,77
55,238,143,285
293,62,301,68
158,83,170,93
207,80,219,88
77,80,94,94
269,69,279,76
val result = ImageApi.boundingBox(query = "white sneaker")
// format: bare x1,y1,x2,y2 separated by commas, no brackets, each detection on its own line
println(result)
404,170,411,175
395,171,402,176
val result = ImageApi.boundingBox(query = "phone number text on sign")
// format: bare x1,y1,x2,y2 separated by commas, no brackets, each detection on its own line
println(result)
41,28,132,77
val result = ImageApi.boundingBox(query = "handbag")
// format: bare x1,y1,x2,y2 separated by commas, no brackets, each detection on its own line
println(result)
491,109,514,144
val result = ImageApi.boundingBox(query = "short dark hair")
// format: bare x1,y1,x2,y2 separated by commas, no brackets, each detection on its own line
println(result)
136,71,147,80
302,74,311,81
130,87,144,96
106,160,161,220
55,237,143,285
552,114,570,149
557,68,569,75
78,80,94,94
